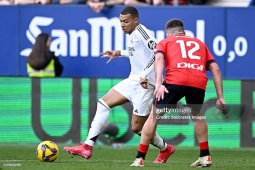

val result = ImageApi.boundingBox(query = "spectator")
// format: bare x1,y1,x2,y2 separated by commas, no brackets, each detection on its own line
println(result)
164,0,207,5
0,0,13,4
124,0,164,6
249,0,255,6
188,0,207,5
27,33,63,77
14,0,51,4
164,0,188,5
86,0,125,13
58,0,124,12
58,0,85,4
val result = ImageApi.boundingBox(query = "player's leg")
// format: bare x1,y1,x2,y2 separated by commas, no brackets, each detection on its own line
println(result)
130,83,168,151
84,88,129,146
186,87,212,167
130,106,156,167
130,113,148,134
64,79,130,158
131,112,176,167
131,111,167,151
191,113,211,167
131,84,181,166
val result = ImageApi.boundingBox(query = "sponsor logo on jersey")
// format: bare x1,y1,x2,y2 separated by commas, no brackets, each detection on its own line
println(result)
177,62,203,71
128,47,135,56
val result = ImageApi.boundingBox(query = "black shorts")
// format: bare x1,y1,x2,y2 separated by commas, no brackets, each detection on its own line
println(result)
154,83,205,113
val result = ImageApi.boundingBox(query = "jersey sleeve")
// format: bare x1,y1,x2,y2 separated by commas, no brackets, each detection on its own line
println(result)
136,25,158,79
140,55,155,79
136,24,158,52
120,50,129,57
205,45,216,70
155,41,165,55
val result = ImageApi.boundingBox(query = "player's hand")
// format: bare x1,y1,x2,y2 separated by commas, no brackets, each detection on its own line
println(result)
140,78,148,89
154,84,168,101
101,50,120,63
216,98,228,118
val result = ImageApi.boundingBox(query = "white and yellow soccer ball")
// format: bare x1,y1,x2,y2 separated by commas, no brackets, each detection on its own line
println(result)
36,140,59,162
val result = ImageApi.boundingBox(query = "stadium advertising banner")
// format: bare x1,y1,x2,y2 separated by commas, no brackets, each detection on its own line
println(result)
0,77,254,148
0,6,255,79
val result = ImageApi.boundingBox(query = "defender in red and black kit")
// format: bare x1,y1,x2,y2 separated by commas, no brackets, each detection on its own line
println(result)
132,18,228,168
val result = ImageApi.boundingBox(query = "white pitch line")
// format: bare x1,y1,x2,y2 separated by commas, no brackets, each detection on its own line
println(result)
0,160,36,162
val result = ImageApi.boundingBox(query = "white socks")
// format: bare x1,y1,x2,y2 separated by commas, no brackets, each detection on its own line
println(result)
84,98,167,151
137,131,167,151
152,132,167,151
85,98,110,146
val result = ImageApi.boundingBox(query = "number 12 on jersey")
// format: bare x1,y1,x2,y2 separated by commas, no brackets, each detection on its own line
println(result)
176,40,201,60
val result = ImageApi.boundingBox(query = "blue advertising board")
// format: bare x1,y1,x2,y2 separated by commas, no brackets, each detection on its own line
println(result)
225,8,255,79
0,6,254,79
0,6,19,76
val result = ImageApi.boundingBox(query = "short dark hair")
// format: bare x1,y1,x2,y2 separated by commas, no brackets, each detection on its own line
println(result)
165,18,184,31
120,6,139,19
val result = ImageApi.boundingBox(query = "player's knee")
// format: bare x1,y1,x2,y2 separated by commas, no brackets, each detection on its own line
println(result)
131,123,143,134
98,98,110,109
131,126,142,134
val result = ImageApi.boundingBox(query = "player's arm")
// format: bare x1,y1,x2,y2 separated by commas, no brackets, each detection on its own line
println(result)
154,52,164,86
140,54,155,89
137,25,158,80
140,54,155,80
207,62,228,117
205,43,228,117
154,51,168,100
120,50,129,57
101,50,129,63
139,46,156,89
207,62,223,99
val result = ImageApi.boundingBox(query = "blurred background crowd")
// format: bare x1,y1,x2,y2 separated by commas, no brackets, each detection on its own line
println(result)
0,0,254,12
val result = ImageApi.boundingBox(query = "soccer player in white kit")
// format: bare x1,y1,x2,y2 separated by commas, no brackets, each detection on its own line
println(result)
64,6,175,164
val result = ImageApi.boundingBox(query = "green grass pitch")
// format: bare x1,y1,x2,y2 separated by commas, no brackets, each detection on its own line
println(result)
0,144,255,170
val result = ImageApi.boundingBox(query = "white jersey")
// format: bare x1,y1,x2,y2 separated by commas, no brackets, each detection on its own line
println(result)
121,24,157,86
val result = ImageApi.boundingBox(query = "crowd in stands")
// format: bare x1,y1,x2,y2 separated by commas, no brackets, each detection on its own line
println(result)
1,0,254,8
207,0,252,7
250,0,255,6
0,0,253,12
0,0,208,8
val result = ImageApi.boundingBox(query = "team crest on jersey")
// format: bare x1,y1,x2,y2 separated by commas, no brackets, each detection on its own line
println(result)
148,40,157,50
131,37,134,43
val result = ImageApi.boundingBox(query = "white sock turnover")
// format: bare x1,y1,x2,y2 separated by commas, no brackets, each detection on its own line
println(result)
85,98,110,146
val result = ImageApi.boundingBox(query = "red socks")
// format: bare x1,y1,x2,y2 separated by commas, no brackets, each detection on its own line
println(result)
136,144,149,159
199,141,210,157
199,141,209,150
138,143,149,153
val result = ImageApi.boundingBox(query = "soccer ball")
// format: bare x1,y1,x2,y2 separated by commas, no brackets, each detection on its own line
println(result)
36,140,59,162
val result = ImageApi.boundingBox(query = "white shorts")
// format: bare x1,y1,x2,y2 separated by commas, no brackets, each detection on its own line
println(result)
113,78,155,116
